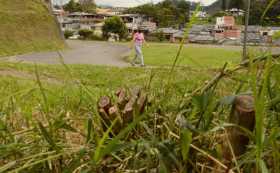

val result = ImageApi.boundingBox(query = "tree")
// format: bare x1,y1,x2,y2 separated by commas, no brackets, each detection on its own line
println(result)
102,16,128,39
175,0,190,28
250,0,280,26
78,29,93,39
63,0,82,12
227,0,280,26
64,30,74,39
79,0,96,13
126,0,190,28
229,0,244,10
63,0,96,13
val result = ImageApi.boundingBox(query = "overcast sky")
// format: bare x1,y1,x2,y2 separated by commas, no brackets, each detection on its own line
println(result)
53,0,217,7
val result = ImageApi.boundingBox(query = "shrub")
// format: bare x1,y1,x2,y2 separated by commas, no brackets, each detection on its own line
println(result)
102,16,128,40
90,34,104,41
155,31,165,42
273,30,280,40
78,29,93,39
146,32,167,42
64,30,74,39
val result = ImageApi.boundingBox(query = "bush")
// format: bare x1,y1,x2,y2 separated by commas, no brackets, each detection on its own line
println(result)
64,30,74,39
155,31,165,42
78,29,93,39
273,30,280,40
146,32,167,42
102,16,128,40
90,34,104,41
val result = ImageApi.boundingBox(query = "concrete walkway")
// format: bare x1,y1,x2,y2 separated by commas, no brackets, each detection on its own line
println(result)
6,41,279,67
10,40,131,67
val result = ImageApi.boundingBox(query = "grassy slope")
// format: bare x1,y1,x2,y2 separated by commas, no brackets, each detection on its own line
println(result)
129,43,241,68
0,0,64,56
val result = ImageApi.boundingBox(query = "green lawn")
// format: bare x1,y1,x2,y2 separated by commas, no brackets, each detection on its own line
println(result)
1,60,279,172
0,61,234,120
129,43,242,68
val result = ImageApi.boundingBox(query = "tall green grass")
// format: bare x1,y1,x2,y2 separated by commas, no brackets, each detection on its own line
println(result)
0,2,280,173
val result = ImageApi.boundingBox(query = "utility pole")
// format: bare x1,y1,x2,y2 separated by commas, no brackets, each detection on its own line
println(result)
242,0,251,61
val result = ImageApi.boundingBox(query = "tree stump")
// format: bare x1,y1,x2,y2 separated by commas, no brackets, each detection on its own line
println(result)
223,95,255,161
97,87,148,134
98,96,111,113
116,88,127,109
108,105,122,133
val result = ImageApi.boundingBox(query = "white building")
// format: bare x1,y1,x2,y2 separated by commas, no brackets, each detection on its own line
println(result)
119,14,157,33
226,8,245,16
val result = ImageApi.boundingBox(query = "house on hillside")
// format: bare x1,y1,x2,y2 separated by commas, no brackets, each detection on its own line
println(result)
96,7,127,15
242,25,263,44
172,31,184,42
190,11,208,19
225,8,245,16
119,14,157,34
61,18,80,31
188,25,215,44
259,26,280,44
156,28,180,41
239,26,280,45
52,7,67,30
53,8,65,21
214,16,241,42
65,12,108,30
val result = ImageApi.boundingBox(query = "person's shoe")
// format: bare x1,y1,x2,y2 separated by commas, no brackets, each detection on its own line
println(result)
140,64,145,67
131,62,136,66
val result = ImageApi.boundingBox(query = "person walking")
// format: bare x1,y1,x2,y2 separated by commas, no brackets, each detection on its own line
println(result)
131,29,146,67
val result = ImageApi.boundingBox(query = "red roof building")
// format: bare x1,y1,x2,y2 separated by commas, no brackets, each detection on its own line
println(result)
215,16,241,40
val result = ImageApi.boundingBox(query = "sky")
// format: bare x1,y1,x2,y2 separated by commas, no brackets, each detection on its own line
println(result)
53,0,217,7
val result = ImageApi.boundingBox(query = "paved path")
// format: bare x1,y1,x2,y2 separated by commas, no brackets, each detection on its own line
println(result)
6,41,279,67
10,40,131,67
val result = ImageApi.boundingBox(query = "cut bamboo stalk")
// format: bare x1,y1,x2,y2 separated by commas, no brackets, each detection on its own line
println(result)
223,95,255,161
137,92,147,114
108,105,122,133
98,96,111,113
116,88,127,109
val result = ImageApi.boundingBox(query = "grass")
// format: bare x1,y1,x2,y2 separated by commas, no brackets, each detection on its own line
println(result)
128,43,242,68
0,0,64,57
0,55,279,172
0,1,279,171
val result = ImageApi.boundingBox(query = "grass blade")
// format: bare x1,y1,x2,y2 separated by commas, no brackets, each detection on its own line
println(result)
181,129,192,161
37,121,59,150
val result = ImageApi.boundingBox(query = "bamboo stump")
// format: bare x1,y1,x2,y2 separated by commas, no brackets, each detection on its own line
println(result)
97,87,148,134
223,95,255,161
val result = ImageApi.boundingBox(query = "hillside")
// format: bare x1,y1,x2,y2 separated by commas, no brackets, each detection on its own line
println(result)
203,0,225,15
0,0,65,56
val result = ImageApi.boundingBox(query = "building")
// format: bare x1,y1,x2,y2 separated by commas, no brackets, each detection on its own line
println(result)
188,25,215,44
96,7,128,15
157,28,180,40
65,12,108,30
214,16,241,40
225,8,245,16
172,31,184,42
190,11,208,19
243,25,263,44
119,14,157,33
52,7,67,29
